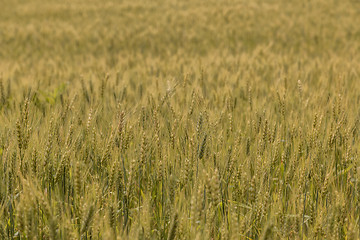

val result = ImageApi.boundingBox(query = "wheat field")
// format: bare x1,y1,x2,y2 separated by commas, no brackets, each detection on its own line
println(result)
1,0,360,239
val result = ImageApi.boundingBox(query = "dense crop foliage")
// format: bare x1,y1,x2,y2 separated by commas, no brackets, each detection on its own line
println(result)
1,0,360,239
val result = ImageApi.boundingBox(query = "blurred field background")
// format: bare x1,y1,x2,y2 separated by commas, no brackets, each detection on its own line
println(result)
1,0,360,239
